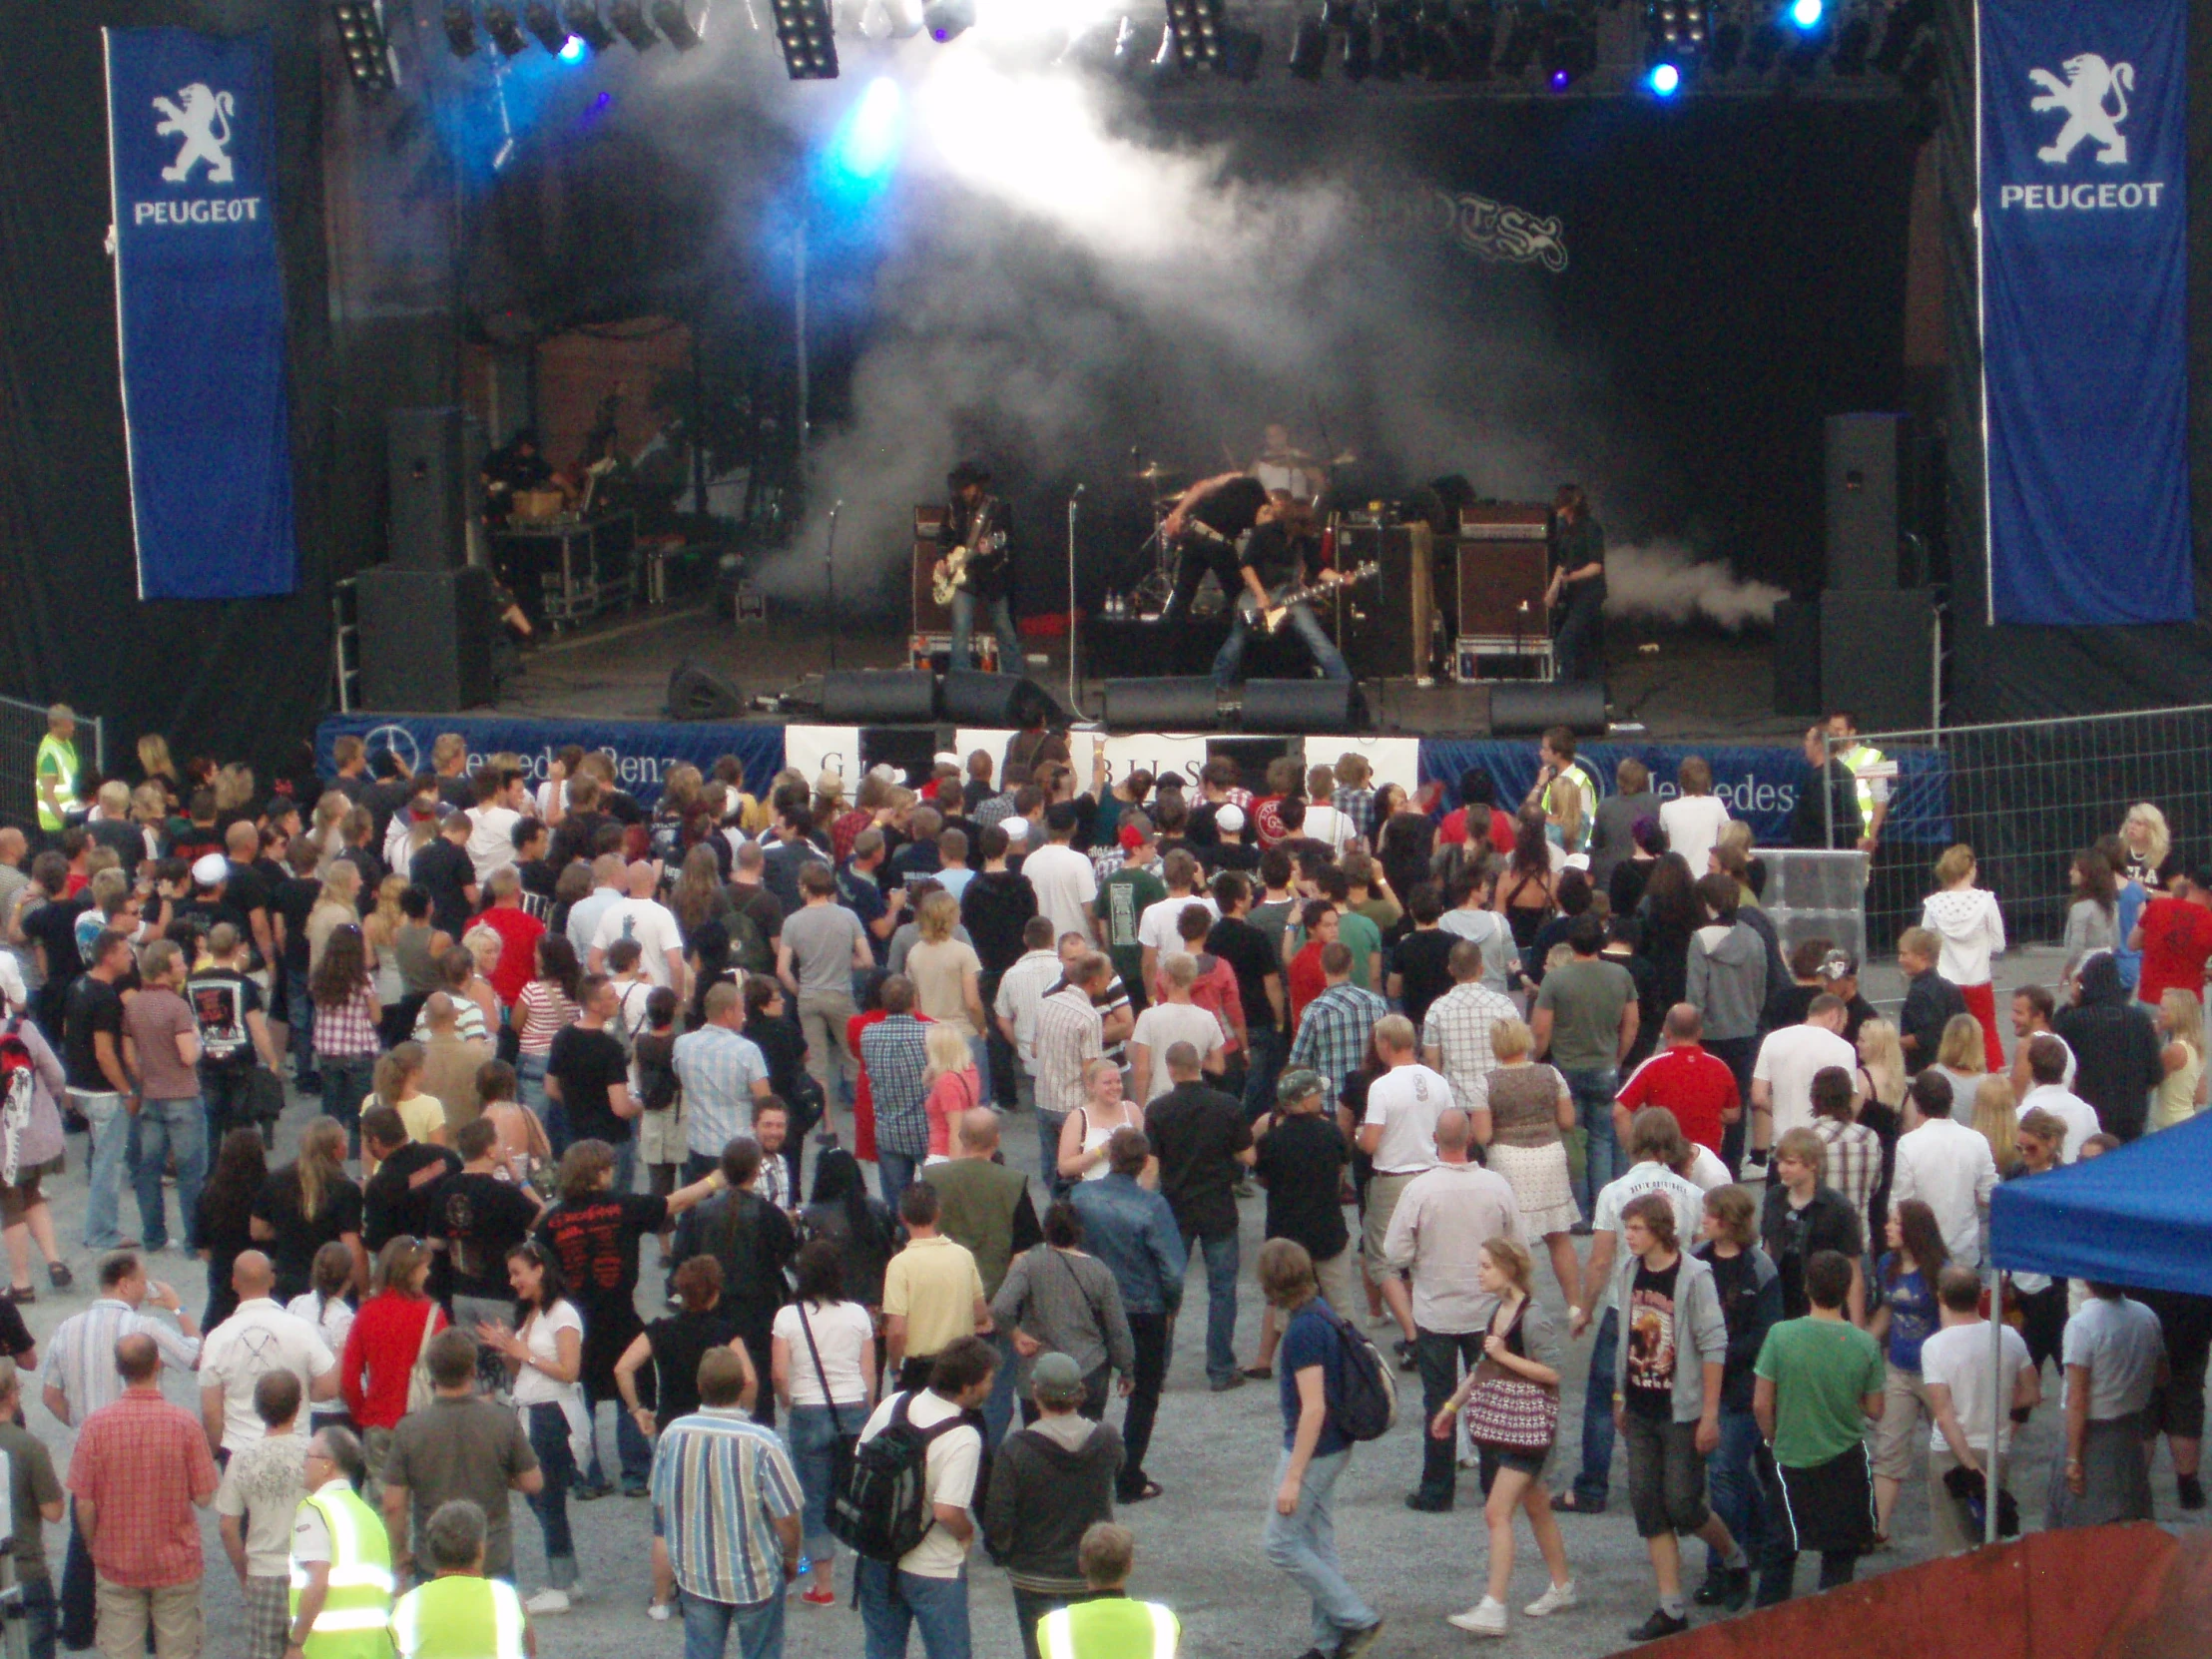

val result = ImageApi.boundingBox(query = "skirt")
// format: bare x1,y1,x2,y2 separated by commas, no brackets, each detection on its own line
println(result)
1489,1139,1580,1238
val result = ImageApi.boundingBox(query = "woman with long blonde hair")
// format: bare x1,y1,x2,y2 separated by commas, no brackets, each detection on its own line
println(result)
2152,987,2208,1131
135,733,182,815
1928,1014,1989,1123
252,1116,367,1299
362,874,409,1004
919,1021,982,1163
1855,1019,1908,1111
1970,1074,2019,1171
2120,802,2173,888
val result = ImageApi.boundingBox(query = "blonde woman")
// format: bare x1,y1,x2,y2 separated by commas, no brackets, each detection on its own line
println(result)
2152,987,2208,1130
1057,1058,1145,1184
1970,1075,2018,1171
371,1042,447,1153
213,763,258,828
310,790,351,862
904,889,987,1058
919,1022,982,1163
136,733,183,815
1854,1019,1908,1113
2120,802,2173,889
1921,845,2007,1071
304,860,365,973
1472,1017,1581,1319
362,874,410,1009
1927,1014,1989,1124
1547,781,1587,859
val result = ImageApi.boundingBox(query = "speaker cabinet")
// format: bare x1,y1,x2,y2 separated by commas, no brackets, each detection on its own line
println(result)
822,670,938,725
942,671,1053,729
1241,679,1365,733
1820,589,1936,731
666,661,746,722
1488,680,1607,739
1455,506,1551,638
355,565,494,712
387,407,466,571
1772,599,1824,717
1336,521,1434,680
1102,678,1219,730
1825,413,1909,591
911,505,951,635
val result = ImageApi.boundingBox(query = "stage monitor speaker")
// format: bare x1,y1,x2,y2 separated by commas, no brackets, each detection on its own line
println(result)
1772,599,1824,717
823,670,938,725
942,670,1054,729
387,406,466,570
1102,677,1218,731
1336,522,1434,680
1241,679,1365,734
1825,413,1908,592
666,661,746,722
1487,680,1607,739
355,565,494,712
1820,589,1936,731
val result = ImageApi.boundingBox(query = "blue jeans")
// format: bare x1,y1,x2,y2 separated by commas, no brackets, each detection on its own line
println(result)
517,1051,551,1118
585,1382,654,1492
19,1571,54,1659
1211,600,1351,688
1706,1404,1773,1576
612,1138,639,1202
681,1586,786,1659
523,1401,579,1587
981,1330,1018,1449
1183,1229,1240,1385
1559,1066,1621,1219
876,1148,921,1211
1262,1447,1375,1652
200,1066,256,1148
948,590,1020,675
856,1560,970,1659
1036,1112,1068,1198
1240,1027,1287,1124
59,1506,91,1650
129,1096,206,1253
320,1054,376,1159
73,1090,132,1252
1570,1305,1620,1507
782,1402,854,1563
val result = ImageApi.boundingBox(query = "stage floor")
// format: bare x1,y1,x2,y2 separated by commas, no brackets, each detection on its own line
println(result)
489,601,1798,742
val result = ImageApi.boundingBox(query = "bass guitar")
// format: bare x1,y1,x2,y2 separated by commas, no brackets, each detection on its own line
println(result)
931,497,1004,608
1256,560,1380,634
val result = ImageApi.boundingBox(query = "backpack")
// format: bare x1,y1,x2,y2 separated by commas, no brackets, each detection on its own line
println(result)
634,1031,680,1114
1316,1305,1397,1443
830,1392,964,1563
0,1019,35,1188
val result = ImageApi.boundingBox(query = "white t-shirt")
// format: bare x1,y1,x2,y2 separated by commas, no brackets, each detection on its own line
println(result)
2017,1085,2100,1163
1018,843,1099,941
1301,804,1354,854
1752,1023,1860,1141
1129,1003,1228,1100
858,1388,981,1579
466,806,523,884
1590,1163,1707,1312
1659,795,1732,877
1136,894,1219,959
2061,1295,2166,1418
200,1300,337,1452
1685,1144,1732,1191
512,1301,585,1407
772,1300,874,1407
284,1292,355,1359
1920,1320,2031,1455
592,898,685,985
1364,1063,1453,1174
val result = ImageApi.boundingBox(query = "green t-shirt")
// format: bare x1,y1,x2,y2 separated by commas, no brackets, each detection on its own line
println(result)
1334,909,1382,992
1534,956,1634,1072
1101,865,1167,989
1755,1315,1885,1468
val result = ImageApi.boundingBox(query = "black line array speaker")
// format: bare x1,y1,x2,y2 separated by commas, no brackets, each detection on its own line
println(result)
355,565,494,712
942,671,1054,729
386,406,466,570
1772,599,1824,717
1825,412,1908,592
1101,677,1219,731
666,661,746,722
822,670,938,725
1487,680,1607,738
1820,589,1936,732
1241,679,1365,733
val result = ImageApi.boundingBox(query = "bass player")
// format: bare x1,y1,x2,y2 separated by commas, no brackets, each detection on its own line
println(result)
933,459,1019,673
1165,478,1351,688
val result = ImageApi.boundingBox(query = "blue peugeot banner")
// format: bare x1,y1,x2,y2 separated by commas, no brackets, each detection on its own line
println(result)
104,28,296,599
1978,0,2191,625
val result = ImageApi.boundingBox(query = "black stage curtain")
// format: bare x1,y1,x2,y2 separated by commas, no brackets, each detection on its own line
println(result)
0,2,333,774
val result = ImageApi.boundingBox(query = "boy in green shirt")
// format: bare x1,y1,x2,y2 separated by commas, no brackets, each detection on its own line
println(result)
1100,818,1167,1013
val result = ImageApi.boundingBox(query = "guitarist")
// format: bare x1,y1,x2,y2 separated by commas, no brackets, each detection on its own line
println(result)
1207,492,1352,690
933,460,1019,672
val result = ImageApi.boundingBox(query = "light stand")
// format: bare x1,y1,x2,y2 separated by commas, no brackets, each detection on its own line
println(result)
1066,484,1085,714
822,499,842,675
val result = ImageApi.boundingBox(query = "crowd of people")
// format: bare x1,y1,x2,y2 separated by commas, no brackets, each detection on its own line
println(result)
0,699,2202,1659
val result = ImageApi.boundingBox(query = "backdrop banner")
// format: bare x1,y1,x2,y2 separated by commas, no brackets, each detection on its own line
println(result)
104,27,296,599
1977,0,2190,625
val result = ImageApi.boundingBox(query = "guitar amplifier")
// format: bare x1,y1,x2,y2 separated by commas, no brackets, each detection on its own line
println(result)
1335,520,1435,680
1456,505,1551,637
912,506,952,634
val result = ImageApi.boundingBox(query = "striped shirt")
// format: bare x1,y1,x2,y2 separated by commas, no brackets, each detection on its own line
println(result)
1289,983,1389,1104
513,979,578,1057
47,1298,203,1423
1032,986,1103,1119
1420,981,1518,1113
649,1406,802,1606
672,1024,769,1160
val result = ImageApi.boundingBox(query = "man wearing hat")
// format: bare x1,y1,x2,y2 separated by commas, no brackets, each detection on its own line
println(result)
935,461,1019,674
981,1352,1125,1659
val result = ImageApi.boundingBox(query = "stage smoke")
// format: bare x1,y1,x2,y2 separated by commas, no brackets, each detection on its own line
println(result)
1602,541,1786,630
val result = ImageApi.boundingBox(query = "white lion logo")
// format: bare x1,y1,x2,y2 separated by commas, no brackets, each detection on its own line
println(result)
2029,54,2133,167
151,83,236,186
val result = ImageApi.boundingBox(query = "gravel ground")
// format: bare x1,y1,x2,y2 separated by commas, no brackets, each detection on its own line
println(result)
12,943,2198,1659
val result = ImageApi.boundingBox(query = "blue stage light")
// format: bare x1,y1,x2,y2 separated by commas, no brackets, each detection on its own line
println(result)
1789,0,1822,27
1647,60,1680,92
828,76,903,187
558,34,588,59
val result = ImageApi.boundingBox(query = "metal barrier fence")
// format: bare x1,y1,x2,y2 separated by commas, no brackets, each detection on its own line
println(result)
1837,703,2212,953
0,698,106,836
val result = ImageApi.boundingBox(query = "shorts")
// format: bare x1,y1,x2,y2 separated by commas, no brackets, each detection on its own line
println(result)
1312,1247,1356,1318
1362,1172,1417,1270
1623,1410,1711,1538
0,1159,59,1226
1775,1444,1877,1555
639,1103,687,1166
1477,1441,1551,1487
1871,1363,1936,1482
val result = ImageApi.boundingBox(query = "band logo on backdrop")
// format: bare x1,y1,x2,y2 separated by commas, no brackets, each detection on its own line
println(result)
1345,188,1568,273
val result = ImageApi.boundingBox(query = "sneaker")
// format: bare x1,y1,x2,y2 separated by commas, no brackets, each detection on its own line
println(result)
646,1602,672,1622
46,1261,70,1291
1627,1608,1688,1642
523,1589,571,1616
1391,1339,1418,1373
1336,1620,1385,1659
1523,1580,1578,1617
2179,1473,2206,1511
1209,1373,1247,1393
1402,1491,1452,1513
1693,1566,1750,1609
802,1584,837,1607
1447,1599,1509,1636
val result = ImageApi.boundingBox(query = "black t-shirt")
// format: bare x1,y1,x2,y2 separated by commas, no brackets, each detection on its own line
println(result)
186,966,264,1072
744,1015,810,1102
22,896,89,992
337,846,386,909
363,1143,463,1253
88,820,142,862
1199,841,1261,876
1239,523,1312,595
671,1191,799,1331
1701,1246,1765,1410
1206,915,1281,1034
1759,1185,1865,1320
1389,929,1458,1034
173,898,254,963
253,1170,365,1295
1149,1083,1255,1241
546,1025,632,1145
433,1171,545,1301
959,870,1038,976
360,780,412,843
536,1193,670,1375
61,976,123,1092
518,858,559,903
646,1308,743,1426
1624,1258,1682,1418
835,864,889,963
550,811,616,873
272,876,320,974
1191,476,1269,540
410,839,477,939
225,860,271,925
1252,1112,1350,1263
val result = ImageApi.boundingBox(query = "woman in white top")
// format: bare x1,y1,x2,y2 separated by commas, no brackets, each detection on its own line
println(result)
285,1240,358,1429
1057,1057,1146,1183
1658,757,1731,878
1927,1015,1989,1126
477,1240,586,1614
1302,765,1354,854
1920,843,2007,1071
2152,988,2208,1131
1128,954,1229,1104
772,1240,877,1607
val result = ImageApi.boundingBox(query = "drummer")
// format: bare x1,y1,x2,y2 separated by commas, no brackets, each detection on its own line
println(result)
1251,423,1327,502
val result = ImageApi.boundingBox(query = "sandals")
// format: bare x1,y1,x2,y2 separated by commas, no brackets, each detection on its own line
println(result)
1241,1365,1274,1381
5,1285,31,1305
46,1261,70,1290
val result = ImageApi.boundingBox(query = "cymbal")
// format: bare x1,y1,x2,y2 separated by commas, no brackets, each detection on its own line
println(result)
1153,491,1184,507
1129,463,1182,482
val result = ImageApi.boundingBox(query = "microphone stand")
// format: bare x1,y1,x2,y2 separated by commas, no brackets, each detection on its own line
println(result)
1066,484,1085,716
822,500,843,676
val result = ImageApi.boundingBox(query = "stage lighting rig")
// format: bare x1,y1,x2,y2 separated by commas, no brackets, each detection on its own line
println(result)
481,4,532,53
1164,0,1227,71
442,1,480,55
1343,16,1374,77
773,0,838,75
562,1,619,50
332,3,397,90
653,1,704,46
1644,0,1706,67
1495,1,1540,73
522,2,571,51
1288,13,1329,77
609,0,660,46
1830,0,1871,72
1540,4,1597,85
922,0,974,41
1871,0,1932,72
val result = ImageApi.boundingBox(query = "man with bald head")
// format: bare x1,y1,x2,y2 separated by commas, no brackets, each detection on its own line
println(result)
1147,1041,1255,1393
222,820,277,973
199,1251,340,1459
589,859,686,993
930,1105,1043,1445
564,851,628,958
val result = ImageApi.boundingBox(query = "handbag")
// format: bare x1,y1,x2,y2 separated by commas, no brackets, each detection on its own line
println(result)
798,1302,858,1491
404,1300,444,1414
1460,1302,1559,1454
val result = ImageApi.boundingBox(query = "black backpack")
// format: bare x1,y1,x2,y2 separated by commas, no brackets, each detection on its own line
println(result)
1317,1306,1397,1443
830,1392,963,1562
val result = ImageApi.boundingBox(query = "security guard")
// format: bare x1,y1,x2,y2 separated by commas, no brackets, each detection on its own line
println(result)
287,1428,397,1659
389,1499,532,1659
1035,1523,1181,1659
34,704,76,837
1826,711,1888,853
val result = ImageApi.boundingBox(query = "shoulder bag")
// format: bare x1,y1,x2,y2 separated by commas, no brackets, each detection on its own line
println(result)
798,1301,859,1492
1459,1299,1558,1454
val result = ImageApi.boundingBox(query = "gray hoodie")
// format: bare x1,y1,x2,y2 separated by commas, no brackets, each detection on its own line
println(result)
1610,1248,1730,1423
1686,920,1768,1041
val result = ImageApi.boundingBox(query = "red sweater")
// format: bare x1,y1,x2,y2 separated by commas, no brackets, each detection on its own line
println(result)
340,1291,446,1429
478,905,546,1008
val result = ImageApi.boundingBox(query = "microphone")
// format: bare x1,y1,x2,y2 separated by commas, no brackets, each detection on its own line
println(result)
1070,482,1086,500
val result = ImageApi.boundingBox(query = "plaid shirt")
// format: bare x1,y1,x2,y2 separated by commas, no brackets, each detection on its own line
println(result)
672,1024,770,1161
1290,982,1389,1103
1813,1117,1884,1248
860,1015,933,1158
48,1298,202,1423
1032,986,1103,1118
1334,786,1378,844
650,1406,803,1606
1421,981,1519,1113
313,973,380,1059
67,1389,219,1587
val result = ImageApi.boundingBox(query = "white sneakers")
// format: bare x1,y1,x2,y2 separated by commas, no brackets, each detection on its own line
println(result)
523,1588,571,1616
1447,1599,1509,1636
1524,1580,1579,1617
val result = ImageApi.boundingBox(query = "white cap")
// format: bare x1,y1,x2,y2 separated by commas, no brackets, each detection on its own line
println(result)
1215,805,1246,834
191,852,229,887
1003,817,1029,844
933,751,960,769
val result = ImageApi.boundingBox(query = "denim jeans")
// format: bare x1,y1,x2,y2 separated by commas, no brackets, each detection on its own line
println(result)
1706,1405,1774,1577
1211,601,1352,688
129,1096,206,1253
584,1382,654,1492
782,1402,856,1563
1415,1328,1488,1505
200,1066,256,1148
876,1148,921,1211
1560,1067,1621,1219
523,1401,579,1587
1183,1229,1240,1385
19,1571,54,1659
73,1090,131,1252
948,590,1020,675
611,1138,639,1202
59,1506,92,1650
1118,1312,1170,1499
680,1587,785,1659
856,1560,970,1659
517,1051,551,1120
981,1330,1018,1449
1570,1305,1620,1507
1240,1027,1287,1123
320,1054,376,1159
1036,1112,1068,1199
1262,1447,1375,1652
284,965,315,1084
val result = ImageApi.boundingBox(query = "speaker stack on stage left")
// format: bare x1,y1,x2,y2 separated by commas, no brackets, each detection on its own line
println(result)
358,406,495,713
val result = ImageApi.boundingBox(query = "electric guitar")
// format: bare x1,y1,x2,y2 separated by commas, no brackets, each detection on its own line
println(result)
931,497,1004,608
1255,561,1380,634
